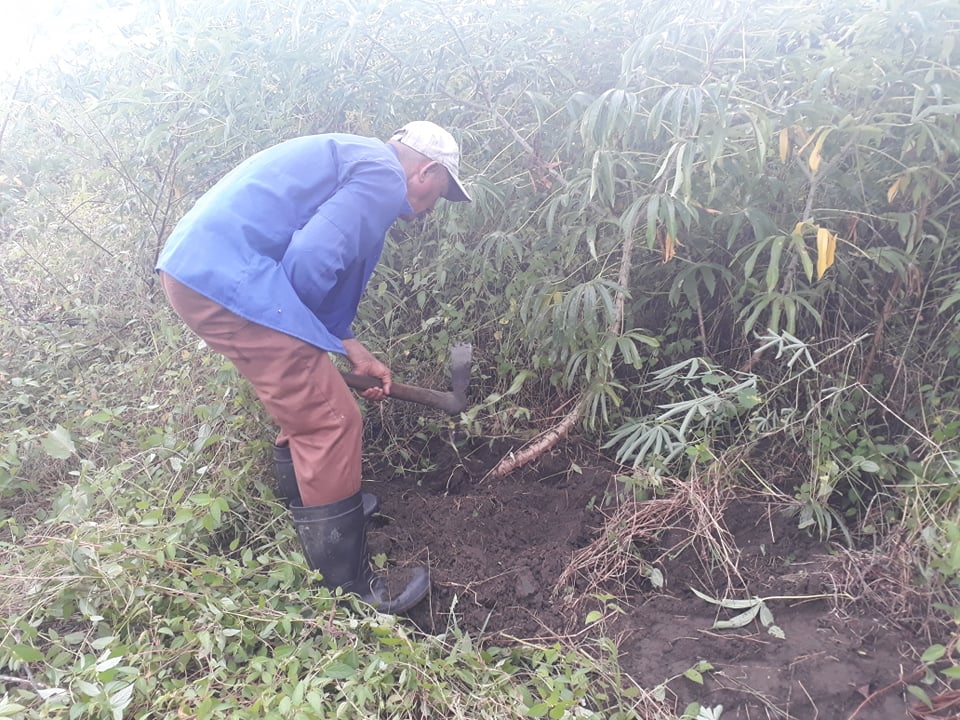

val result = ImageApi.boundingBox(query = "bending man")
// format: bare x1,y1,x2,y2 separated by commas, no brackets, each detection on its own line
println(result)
156,121,471,613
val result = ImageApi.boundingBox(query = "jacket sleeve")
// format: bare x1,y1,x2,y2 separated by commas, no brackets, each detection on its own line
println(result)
280,159,406,334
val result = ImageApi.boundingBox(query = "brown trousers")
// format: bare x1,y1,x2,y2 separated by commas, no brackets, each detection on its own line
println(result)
160,272,362,506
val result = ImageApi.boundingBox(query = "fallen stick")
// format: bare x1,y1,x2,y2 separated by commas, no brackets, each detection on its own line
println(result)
486,396,586,479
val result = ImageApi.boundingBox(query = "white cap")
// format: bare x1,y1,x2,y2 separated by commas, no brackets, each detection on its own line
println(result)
390,121,471,202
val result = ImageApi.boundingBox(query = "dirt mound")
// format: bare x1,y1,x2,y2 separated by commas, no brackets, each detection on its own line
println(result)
367,439,927,719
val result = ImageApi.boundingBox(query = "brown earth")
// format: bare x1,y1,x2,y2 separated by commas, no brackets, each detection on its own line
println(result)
365,437,937,720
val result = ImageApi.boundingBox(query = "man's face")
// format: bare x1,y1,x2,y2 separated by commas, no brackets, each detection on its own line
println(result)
401,161,451,221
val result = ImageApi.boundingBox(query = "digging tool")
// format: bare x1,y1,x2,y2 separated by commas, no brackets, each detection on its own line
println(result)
340,342,472,415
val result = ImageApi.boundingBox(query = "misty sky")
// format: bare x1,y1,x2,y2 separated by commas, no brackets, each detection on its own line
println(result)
0,0,136,79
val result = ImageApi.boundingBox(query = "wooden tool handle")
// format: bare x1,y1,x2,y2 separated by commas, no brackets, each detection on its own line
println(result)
340,373,466,414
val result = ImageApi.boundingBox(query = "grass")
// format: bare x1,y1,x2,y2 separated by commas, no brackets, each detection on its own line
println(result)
0,295,665,719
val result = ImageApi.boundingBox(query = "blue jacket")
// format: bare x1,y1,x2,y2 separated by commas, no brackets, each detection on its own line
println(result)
156,134,412,353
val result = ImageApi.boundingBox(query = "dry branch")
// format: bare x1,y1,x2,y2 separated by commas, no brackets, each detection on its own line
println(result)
486,397,587,479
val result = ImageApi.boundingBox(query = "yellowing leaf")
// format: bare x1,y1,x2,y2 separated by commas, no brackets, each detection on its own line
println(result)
887,177,901,203
809,145,821,173
662,233,678,263
779,127,790,163
816,227,829,278
808,127,832,174
816,226,838,280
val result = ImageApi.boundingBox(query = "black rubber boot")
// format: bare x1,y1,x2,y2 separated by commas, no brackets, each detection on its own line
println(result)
291,492,430,614
273,444,379,518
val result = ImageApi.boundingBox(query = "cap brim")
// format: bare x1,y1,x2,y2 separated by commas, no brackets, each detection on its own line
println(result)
444,174,471,203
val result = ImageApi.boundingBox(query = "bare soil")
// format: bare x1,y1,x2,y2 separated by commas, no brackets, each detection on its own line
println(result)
366,437,934,720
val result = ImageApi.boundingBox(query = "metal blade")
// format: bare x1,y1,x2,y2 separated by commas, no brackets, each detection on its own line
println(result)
449,342,472,395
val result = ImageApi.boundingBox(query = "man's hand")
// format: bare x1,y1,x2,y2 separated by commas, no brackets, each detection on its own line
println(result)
342,339,391,401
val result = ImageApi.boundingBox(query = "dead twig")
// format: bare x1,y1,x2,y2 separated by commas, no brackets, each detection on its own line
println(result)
846,666,925,720
486,396,586,479
0,672,48,693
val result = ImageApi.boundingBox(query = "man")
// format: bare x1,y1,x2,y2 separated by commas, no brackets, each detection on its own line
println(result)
156,121,471,613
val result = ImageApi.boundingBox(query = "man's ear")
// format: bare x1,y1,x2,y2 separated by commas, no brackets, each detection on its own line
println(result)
421,161,443,179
